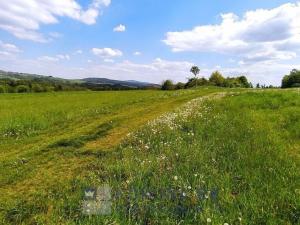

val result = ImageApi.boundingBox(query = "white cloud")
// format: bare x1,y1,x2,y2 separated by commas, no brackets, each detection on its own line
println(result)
75,50,83,54
57,54,70,60
84,58,194,83
49,32,63,39
0,41,21,53
38,54,70,62
1,53,298,85
38,56,60,62
0,0,111,42
0,41,21,60
104,58,115,63
113,24,126,32
133,51,141,56
92,48,123,58
164,2,300,63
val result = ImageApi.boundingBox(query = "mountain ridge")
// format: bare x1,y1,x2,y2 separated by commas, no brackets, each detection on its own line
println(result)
0,70,160,90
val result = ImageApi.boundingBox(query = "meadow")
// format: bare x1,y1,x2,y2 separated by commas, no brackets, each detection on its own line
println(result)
0,88,299,224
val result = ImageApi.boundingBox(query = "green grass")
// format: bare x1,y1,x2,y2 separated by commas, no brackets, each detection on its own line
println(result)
0,89,299,224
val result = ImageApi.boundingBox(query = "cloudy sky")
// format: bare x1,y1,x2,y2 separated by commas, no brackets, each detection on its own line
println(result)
0,0,300,85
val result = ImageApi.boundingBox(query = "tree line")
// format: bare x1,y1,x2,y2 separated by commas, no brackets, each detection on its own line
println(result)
162,66,253,90
162,66,300,90
282,69,300,88
0,73,159,93
0,78,86,93
1,67,299,93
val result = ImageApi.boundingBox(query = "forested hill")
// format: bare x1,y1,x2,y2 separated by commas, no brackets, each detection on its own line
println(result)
0,70,160,93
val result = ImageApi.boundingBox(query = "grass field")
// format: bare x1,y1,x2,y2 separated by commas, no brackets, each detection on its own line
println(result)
0,88,299,224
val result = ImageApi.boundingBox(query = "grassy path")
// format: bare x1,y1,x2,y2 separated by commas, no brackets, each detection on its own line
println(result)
1,88,229,224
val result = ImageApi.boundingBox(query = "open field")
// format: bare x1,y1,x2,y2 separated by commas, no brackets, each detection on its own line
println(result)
0,89,299,224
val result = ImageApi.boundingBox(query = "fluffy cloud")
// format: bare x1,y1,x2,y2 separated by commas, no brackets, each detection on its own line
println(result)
38,54,70,62
92,48,123,58
80,58,194,83
75,50,83,54
1,53,299,85
0,41,21,59
104,58,115,63
113,24,126,32
134,51,141,56
0,41,21,53
164,2,300,63
0,0,111,42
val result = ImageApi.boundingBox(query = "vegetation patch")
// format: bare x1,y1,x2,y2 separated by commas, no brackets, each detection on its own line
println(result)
0,89,299,224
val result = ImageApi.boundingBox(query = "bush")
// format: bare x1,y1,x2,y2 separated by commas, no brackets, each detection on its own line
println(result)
238,76,251,88
282,69,300,88
175,82,185,90
162,80,175,90
16,85,29,93
185,78,208,88
209,71,225,86
31,84,44,92
0,85,6,93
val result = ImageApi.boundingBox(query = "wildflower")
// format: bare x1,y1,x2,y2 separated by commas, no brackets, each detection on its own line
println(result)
224,223,229,225
207,218,212,223
182,192,186,197
238,217,242,222
174,176,178,181
188,186,192,190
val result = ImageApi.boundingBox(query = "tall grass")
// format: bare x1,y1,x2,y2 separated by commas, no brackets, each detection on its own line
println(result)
0,89,299,224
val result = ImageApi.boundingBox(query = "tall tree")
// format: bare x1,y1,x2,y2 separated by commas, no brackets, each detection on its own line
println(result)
209,71,225,87
282,69,300,88
190,66,200,88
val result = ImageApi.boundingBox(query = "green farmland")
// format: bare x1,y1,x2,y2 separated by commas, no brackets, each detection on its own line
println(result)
0,88,299,224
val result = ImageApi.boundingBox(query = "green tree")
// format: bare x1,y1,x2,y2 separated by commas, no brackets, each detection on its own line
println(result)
32,84,44,92
161,80,175,90
238,76,250,88
209,71,225,86
175,82,185,90
16,85,29,93
185,77,208,88
282,75,289,88
190,66,200,87
282,69,300,88
0,85,6,93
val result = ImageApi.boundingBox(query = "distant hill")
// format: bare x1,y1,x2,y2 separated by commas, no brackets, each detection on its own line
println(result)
0,70,160,92
81,77,160,89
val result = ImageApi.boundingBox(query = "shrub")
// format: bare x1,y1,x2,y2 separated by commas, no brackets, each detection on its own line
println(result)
31,84,44,92
0,85,6,93
185,78,208,88
162,80,175,90
175,82,185,90
282,69,300,88
209,71,225,86
16,85,29,93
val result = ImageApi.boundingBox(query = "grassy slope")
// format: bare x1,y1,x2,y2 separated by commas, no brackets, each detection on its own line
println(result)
0,88,226,224
0,89,299,224
103,89,298,225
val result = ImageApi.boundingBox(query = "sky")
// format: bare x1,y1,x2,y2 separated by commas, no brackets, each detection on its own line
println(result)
0,0,300,85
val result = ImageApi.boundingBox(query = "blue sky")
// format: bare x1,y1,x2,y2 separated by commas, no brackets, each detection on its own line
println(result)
0,0,300,85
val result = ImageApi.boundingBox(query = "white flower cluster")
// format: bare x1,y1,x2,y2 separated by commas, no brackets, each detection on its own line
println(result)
147,92,227,130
